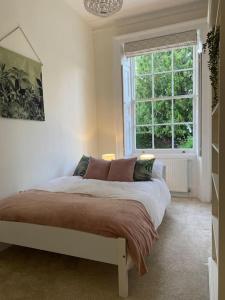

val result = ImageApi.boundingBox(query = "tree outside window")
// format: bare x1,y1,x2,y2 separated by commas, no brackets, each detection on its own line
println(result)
134,46,194,150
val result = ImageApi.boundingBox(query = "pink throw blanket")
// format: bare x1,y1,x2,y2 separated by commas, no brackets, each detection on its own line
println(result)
0,190,158,274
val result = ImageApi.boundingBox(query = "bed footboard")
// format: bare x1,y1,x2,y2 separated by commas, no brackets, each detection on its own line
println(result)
0,221,130,297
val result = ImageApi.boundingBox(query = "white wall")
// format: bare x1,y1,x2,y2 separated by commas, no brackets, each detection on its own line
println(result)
93,4,211,202
0,0,98,199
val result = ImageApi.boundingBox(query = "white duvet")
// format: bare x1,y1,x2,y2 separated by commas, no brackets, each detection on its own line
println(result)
35,176,171,229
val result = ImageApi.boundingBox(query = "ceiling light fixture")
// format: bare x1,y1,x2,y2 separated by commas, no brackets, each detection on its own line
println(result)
84,0,123,17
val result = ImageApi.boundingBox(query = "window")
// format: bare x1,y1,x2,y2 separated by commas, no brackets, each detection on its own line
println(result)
124,45,197,153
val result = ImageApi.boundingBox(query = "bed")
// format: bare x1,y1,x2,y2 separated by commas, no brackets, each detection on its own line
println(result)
0,160,170,297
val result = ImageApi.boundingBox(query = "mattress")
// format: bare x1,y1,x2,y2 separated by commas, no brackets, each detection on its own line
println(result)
35,175,171,229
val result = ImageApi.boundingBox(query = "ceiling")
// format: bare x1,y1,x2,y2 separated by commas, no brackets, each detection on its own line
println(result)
64,0,207,28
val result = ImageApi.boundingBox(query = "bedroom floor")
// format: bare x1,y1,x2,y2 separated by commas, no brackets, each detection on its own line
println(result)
0,198,211,300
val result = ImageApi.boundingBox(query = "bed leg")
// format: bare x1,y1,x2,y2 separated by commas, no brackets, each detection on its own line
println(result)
117,238,128,298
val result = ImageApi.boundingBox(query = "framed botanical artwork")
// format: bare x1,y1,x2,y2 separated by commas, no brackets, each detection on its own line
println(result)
0,46,45,121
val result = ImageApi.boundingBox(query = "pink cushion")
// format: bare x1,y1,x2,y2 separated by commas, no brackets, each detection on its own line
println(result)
84,157,111,180
107,157,137,182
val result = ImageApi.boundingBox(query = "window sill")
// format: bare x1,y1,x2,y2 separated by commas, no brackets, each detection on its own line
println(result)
133,150,197,160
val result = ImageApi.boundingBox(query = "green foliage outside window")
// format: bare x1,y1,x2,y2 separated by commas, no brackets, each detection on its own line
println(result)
173,47,193,70
174,71,193,96
154,100,172,124
135,76,152,100
154,51,172,72
136,126,152,149
154,73,172,97
135,55,152,74
136,102,152,124
154,125,172,148
134,46,194,150
174,98,193,122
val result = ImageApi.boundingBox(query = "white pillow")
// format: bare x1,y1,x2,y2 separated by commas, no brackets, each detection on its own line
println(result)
152,159,166,180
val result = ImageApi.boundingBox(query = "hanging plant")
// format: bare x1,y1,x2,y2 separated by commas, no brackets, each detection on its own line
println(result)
203,26,220,108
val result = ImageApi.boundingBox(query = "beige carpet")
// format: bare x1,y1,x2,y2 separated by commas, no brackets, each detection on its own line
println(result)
0,198,211,300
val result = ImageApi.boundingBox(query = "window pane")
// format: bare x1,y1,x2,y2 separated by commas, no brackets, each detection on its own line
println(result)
174,124,193,148
174,70,193,96
135,76,152,100
154,51,172,72
154,125,172,148
154,100,172,124
174,98,193,122
154,73,172,98
174,47,193,70
136,126,152,149
135,54,152,75
136,102,152,125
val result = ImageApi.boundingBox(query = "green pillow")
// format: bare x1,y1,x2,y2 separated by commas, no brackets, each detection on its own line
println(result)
133,159,155,181
74,155,90,177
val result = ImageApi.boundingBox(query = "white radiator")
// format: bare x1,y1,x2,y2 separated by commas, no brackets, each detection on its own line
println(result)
160,159,189,193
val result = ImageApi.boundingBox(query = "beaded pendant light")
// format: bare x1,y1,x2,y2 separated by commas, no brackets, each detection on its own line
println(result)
84,0,123,17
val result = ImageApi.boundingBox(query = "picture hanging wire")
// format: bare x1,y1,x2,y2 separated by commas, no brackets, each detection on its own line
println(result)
0,26,43,65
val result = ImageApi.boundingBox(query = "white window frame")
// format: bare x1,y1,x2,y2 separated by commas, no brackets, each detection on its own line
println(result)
127,45,198,156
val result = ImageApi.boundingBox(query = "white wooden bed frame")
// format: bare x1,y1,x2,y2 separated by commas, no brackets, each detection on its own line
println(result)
0,166,167,297
0,221,133,298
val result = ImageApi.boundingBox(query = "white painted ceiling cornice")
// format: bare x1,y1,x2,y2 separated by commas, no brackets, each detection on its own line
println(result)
64,0,208,29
